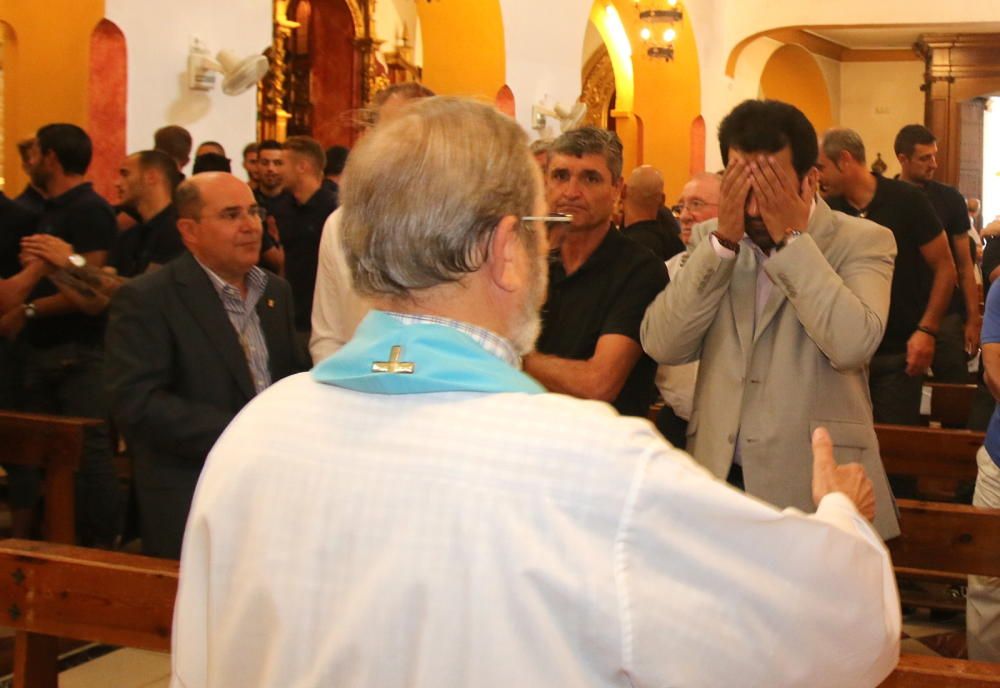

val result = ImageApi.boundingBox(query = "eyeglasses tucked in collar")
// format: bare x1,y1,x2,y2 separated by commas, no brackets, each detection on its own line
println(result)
522,214,572,225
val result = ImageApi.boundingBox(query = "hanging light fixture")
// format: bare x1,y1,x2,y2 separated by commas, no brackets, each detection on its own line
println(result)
634,0,683,62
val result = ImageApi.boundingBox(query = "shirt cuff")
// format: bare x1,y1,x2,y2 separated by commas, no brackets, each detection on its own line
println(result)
814,492,882,546
709,233,737,259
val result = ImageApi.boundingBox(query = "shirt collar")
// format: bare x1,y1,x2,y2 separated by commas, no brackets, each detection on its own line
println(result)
194,256,268,300
43,181,94,209
383,311,521,369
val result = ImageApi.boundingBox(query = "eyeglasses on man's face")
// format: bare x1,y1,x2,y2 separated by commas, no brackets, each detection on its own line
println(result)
204,206,268,224
678,199,717,213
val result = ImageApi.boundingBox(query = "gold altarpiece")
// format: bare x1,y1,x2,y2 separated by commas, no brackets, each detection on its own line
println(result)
258,0,390,142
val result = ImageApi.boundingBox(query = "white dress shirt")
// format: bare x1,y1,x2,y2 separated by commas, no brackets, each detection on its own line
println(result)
309,209,371,363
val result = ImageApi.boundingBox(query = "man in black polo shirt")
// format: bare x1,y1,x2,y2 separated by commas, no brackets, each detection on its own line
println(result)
523,127,667,417
895,124,980,383
819,128,956,424
0,123,119,545
621,164,684,262
111,149,185,277
270,136,338,342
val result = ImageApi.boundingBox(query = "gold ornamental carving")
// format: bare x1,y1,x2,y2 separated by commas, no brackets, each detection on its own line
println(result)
582,47,615,129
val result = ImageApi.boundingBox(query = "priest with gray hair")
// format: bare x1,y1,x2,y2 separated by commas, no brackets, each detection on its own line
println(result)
171,97,900,688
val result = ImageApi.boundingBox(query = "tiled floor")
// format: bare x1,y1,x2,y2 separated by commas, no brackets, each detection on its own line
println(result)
900,609,968,659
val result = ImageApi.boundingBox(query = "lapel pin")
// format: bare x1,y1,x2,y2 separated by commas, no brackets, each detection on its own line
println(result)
267,299,275,308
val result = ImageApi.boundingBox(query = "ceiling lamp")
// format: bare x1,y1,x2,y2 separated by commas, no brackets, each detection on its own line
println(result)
634,0,683,62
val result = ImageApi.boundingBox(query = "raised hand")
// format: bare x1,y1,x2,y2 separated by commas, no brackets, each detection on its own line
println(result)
748,155,813,246
811,426,876,521
716,156,752,244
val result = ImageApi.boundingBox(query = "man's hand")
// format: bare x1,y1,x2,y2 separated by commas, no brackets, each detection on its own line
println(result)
715,157,751,244
811,427,876,521
0,305,27,341
965,315,982,357
748,155,813,245
20,234,74,269
905,329,935,376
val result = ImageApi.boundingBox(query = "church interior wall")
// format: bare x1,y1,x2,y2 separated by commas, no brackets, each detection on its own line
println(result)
839,60,926,179
103,0,270,177
759,44,834,135
414,0,505,102
3,0,999,197
0,0,104,193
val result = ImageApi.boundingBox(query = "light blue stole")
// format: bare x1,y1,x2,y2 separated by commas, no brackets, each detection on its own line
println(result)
312,310,545,395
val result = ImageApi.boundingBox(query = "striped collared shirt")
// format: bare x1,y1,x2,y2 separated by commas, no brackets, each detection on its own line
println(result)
196,260,272,394
384,311,521,369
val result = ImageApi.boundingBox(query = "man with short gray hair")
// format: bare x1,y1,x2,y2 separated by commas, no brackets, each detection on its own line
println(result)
820,127,956,425
171,96,900,688
524,127,667,417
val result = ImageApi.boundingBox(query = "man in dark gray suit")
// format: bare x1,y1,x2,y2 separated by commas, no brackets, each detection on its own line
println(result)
106,172,308,558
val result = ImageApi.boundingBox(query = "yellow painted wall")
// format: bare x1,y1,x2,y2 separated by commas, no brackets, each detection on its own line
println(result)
0,0,104,192
415,0,505,100
588,0,701,199
759,44,833,136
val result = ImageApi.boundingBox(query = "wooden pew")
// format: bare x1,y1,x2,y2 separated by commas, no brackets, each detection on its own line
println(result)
0,411,103,543
876,423,982,502
0,539,177,688
881,654,1000,686
879,499,1000,685
926,383,979,429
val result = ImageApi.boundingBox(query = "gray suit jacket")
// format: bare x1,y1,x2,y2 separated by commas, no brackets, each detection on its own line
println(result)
641,199,901,538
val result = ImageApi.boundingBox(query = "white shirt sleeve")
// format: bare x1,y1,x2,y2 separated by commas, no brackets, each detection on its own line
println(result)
309,209,371,364
621,442,900,688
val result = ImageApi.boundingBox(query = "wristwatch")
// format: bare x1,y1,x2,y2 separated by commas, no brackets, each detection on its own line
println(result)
776,229,803,251
23,302,37,319
68,253,86,268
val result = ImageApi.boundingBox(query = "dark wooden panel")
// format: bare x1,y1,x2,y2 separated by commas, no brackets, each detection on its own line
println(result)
889,499,1000,577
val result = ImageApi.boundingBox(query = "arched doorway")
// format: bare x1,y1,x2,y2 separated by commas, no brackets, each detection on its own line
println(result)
88,18,126,202
759,44,834,134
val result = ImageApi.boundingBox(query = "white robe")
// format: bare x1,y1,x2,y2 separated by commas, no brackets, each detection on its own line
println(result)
171,373,900,688
309,209,371,364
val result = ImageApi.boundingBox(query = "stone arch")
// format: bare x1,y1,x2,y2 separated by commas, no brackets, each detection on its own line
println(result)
760,44,833,134
88,18,127,202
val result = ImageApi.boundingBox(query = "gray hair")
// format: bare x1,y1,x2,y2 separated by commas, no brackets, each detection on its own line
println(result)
822,128,866,165
341,97,540,298
549,126,624,179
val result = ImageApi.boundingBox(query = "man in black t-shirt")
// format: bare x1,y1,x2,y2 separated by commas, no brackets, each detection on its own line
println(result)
253,139,287,275
0,124,120,546
820,128,956,425
895,124,980,384
269,136,338,341
524,127,667,418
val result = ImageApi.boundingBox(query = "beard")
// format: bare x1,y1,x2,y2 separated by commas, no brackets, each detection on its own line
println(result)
509,252,548,355
745,215,776,252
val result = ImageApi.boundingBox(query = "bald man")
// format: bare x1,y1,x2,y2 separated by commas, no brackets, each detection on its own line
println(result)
621,165,684,262
106,172,308,557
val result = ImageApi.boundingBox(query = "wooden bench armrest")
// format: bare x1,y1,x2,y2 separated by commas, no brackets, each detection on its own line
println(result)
0,539,178,652
879,653,1000,686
